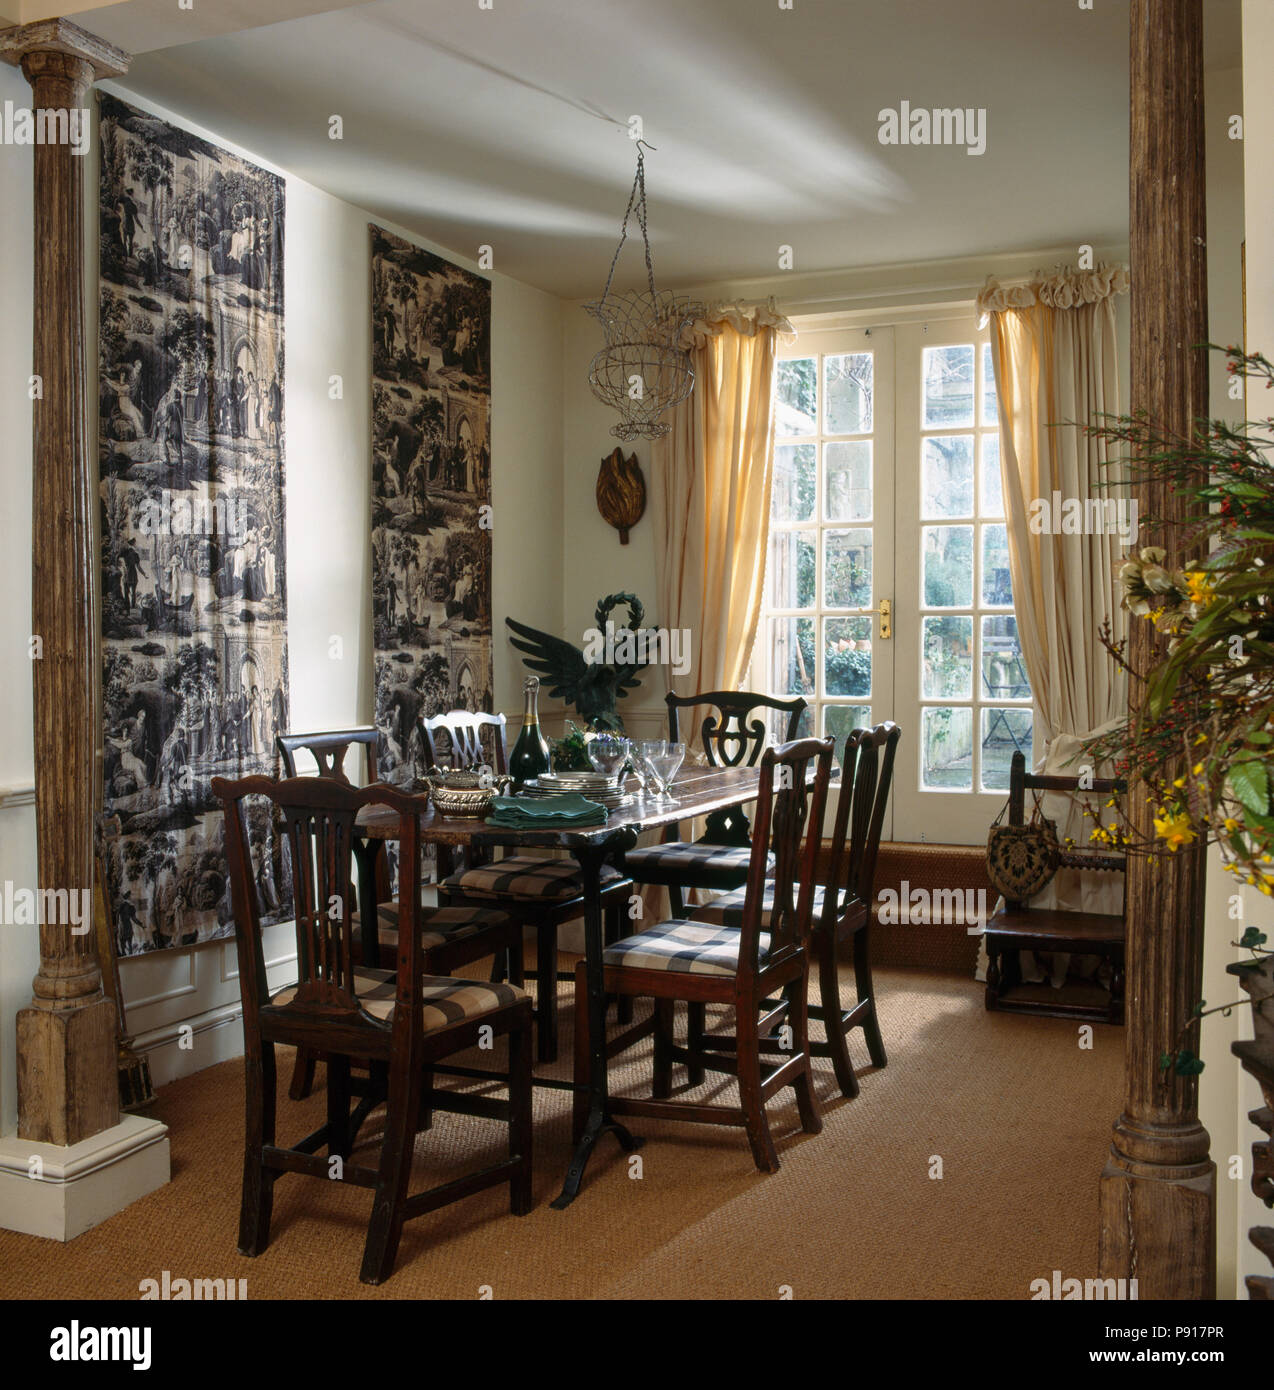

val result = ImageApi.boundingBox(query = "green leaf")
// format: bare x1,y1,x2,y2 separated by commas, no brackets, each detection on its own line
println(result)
1240,927,1269,949
1248,732,1273,746
1174,1050,1206,1077
1229,760,1271,818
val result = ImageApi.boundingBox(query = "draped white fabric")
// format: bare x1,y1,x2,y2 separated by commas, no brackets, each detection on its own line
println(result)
974,266,1130,983
977,267,1129,751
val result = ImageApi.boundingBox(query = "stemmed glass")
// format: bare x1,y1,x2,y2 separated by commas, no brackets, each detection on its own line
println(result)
639,740,686,797
586,733,631,781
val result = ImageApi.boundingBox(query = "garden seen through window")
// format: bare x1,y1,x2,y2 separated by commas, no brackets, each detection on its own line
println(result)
757,318,1034,833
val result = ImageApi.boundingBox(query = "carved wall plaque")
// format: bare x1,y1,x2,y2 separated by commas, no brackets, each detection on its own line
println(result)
596,447,646,544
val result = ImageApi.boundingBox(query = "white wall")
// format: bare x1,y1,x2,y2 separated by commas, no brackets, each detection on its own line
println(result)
1195,61,1252,1302
0,81,565,1111
1198,4,1274,1301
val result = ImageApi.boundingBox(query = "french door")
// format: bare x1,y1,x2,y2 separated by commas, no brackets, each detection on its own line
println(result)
763,313,1034,844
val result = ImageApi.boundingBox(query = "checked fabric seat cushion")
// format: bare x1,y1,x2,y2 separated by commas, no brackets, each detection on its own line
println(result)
269,969,527,1033
373,902,513,950
443,855,625,901
601,919,772,977
623,842,773,879
692,883,829,929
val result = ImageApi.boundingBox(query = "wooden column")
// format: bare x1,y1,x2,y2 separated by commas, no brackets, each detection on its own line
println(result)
0,20,130,1146
1098,0,1216,1298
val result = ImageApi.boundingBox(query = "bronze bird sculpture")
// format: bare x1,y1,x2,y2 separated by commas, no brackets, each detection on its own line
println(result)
505,592,651,732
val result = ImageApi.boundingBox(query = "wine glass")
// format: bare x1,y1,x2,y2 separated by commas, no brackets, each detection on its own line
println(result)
586,733,631,782
639,740,685,797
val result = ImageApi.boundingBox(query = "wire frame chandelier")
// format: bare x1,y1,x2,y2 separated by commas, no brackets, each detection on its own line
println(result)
584,142,699,441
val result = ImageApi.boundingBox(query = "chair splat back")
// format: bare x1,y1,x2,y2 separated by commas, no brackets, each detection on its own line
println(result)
215,775,430,1038
276,727,379,785
666,690,807,768
736,736,834,975
825,723,901,920
421,710,509,775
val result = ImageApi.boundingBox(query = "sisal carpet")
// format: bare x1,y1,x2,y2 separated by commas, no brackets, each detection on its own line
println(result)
0,965,1123,1301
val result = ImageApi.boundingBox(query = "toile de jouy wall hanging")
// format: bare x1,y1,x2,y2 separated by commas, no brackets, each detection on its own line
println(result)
369,225,493,782
97,93,290,955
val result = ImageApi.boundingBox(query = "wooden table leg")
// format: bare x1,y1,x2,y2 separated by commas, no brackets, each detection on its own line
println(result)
551,837,643,1209
352,835,384,969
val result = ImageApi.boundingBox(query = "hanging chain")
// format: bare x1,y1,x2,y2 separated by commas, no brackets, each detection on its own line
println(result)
598,141,660,305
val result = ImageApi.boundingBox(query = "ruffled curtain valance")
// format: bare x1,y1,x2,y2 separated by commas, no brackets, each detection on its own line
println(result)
976,263,1129,318
677,297,795,351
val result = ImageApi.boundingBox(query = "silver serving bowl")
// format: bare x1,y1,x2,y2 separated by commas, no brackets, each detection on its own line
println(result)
422,765,511,818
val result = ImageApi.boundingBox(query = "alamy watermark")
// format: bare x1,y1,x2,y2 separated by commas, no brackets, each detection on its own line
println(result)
1030,1269,1139,1300
50,1323,151,1370
137,490,248,541
877,879,986,928
139,1270,248,1300
877,101,986,156
1027,492,1139,544
582,621,692,678
1,102,90,156
1,881,90,933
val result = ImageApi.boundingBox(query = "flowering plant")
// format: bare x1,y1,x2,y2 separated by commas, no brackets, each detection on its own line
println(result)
1084,347,1274,893
1081,347,1274,1079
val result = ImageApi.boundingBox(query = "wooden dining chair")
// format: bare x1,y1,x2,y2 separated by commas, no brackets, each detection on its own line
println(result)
278,727,387,960
573,735,834,1173
428,708,633,1063
621,690,807,1079
276,726,521,1101
213,774,534,1285
693,723,901,1098
422,708,508,777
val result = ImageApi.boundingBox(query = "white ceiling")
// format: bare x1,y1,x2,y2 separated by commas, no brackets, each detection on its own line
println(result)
80,0,1242,299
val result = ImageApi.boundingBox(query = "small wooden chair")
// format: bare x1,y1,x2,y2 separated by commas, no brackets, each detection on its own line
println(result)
276,726,521,1100
428,708,633,1063
694,722,900,1098
575,736,834,1174
214,774,534,1285
622,690,807,1080
983,749,1127,1025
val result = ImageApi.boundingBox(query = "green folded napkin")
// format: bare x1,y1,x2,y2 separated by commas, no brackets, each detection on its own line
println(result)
485,793,608,827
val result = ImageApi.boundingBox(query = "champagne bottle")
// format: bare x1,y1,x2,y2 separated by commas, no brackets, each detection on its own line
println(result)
508,675,551,785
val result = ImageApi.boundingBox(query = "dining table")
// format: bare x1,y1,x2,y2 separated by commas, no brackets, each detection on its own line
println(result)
355,762,778,1208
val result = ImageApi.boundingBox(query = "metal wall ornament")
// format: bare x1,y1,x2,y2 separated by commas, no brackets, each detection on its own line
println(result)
596,446,646,543
585,141,700,441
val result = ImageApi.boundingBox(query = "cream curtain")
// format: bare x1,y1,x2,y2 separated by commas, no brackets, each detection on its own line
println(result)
651,300,793,705
634,302,791,917
976,264,1129,986
977,265,1130,750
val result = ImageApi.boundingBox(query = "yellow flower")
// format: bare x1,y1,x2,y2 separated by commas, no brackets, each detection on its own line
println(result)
1223,818,1240,833
1183,569,1215,607
1192,762,1204,776
1153,810,1196,852
1194,733,1209,746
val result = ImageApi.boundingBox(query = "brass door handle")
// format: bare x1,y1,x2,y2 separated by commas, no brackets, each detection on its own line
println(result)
879,598,892,640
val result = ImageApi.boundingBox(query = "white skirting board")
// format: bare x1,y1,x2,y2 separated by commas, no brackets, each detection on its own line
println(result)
0,1114,170,1241
130,1003,250,1088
